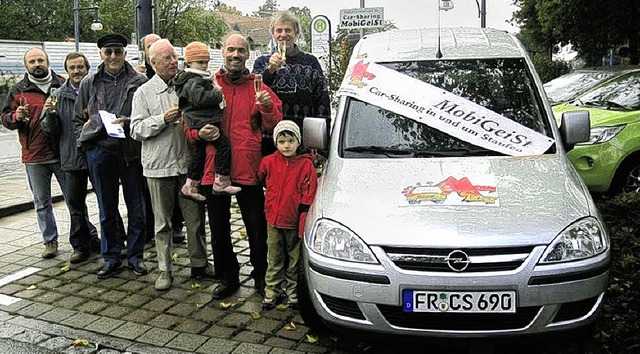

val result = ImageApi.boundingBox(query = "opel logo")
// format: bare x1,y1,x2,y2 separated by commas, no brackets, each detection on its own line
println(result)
445,250,470,272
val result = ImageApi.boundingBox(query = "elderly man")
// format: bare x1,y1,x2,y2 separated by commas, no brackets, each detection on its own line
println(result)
73,33,148,279
1,47,65,258
131,38,214,291
40,52,100,263
185,34,282,299
136,33,161,78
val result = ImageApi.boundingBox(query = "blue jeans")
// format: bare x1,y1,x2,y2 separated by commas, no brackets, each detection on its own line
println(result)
85,146,146,265
25,162,65,244
63,170,99,253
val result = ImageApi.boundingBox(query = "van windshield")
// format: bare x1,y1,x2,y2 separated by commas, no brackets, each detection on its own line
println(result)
341,58,555,157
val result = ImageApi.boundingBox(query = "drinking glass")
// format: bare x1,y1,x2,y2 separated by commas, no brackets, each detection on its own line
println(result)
278,41,286,61
254,74,263,93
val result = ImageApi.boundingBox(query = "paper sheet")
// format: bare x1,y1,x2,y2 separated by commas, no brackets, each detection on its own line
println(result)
98,110,125,139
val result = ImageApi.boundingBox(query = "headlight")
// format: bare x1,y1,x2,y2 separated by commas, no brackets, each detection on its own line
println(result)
578,125,625,145
307,219,378,264
540,217,608,263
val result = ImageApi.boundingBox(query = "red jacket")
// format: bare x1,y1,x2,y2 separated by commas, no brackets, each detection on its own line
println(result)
1,72,64,163
185,69,282,185
258,150,317,229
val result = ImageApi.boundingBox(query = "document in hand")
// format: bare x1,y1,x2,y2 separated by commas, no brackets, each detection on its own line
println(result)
98,110,125,138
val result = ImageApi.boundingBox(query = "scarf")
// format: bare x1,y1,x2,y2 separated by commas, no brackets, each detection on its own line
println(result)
220,66,250,84
28,69,54,94
185,67,212,80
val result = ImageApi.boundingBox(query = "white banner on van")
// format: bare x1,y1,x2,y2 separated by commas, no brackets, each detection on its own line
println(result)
337,60,554,156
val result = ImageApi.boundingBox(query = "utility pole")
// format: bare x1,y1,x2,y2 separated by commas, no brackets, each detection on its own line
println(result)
359,0,365,39
136,0,153,46
480,0,486,28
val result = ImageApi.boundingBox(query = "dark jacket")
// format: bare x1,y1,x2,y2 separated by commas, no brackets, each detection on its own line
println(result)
258,149,317,229
40,80,87,171
172,69,224,130
0,71,65,163
73,61,148,162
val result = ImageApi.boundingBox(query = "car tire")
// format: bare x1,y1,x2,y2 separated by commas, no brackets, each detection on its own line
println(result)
298,247,329,333
611,156,640,194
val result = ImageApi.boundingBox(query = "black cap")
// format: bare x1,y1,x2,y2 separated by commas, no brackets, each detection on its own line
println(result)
97,33,128,49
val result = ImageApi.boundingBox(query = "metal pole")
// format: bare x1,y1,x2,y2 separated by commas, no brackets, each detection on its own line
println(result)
136,0,154,46
74,0,79,52
359,0,364,39
480,0,486,28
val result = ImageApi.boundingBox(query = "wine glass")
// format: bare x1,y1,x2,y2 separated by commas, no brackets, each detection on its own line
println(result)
18,96,30,121
254,74,263,94
278,40,286,62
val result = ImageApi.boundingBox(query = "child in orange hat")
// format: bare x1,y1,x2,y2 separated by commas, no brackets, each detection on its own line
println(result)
173,41,240,201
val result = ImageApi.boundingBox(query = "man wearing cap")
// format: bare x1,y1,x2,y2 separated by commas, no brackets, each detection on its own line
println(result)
1,47,65,259
73,33,149,279
131,38,215,291
184,34,282,299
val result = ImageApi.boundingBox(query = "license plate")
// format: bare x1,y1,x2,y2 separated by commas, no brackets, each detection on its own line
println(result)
403,290,516,313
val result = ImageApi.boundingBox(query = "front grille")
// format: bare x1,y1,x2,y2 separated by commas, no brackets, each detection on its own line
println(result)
552,296,599,323
320,293,366,320
378,304,540,330
383,246,535,273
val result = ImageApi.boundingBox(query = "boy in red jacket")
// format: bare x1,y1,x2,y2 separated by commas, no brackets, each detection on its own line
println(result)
258,120,317,309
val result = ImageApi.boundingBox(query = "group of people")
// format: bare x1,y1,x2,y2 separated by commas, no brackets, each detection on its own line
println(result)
0,11,329,308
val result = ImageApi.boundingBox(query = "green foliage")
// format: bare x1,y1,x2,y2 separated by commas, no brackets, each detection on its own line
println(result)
594,193,640,353
253,0,279,19
531,53,570,83
216,3,242,16
287,6,312,52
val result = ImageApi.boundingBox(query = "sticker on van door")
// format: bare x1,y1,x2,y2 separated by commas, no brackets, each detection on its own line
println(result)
401,176,499,206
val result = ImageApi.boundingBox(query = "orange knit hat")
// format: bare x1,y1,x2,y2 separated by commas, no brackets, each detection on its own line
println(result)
184,41,210,63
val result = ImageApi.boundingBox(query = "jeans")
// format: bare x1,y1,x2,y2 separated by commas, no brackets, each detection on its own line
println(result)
64,170,99,253
146,175,207,272
25,162,65,244
203,184,268,283
85,146,146,265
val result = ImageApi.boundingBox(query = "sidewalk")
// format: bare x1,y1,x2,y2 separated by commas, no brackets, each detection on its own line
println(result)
0,167,365,353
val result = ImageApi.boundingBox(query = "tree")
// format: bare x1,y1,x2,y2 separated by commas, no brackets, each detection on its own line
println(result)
153,0,228,47
253,0,279,18
287,6,312,51
216,2,242,16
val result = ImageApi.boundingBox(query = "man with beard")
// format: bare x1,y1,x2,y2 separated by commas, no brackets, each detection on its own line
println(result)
131,39,214,290
74,33,149,279
40,52,101,263
1,48,65,259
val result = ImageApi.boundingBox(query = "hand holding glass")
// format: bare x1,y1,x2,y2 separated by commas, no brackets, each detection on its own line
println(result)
278,41,286,62
18,96,30,121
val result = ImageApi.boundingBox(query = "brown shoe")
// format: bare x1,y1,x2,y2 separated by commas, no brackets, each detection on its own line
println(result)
42,242,58,259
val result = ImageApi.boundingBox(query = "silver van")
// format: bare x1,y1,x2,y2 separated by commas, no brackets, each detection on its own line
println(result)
299,27,610,338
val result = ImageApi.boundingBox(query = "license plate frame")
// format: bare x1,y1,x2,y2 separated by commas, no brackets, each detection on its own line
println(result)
403,289,517,313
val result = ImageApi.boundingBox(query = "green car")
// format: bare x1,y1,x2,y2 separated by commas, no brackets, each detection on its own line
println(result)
553,71,640,194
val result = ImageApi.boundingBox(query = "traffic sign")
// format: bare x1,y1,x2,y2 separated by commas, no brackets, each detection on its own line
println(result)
339,7,384,30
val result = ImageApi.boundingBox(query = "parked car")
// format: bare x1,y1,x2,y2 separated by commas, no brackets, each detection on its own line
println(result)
298,27,610,339
544,67,640,106
553,70,640,194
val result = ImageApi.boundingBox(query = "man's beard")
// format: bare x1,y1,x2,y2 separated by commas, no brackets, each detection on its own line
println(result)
30,67,47,79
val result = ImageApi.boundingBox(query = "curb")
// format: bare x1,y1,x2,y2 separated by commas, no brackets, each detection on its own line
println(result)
0,194,65,218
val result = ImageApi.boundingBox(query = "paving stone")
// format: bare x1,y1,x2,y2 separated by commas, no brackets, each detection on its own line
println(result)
186,291,214,306
138,284,163,297
231,331,265,344
54,295,87,309
75,300,109,314
58,270,86,281
159,287,192,302
0,283,25,295
0,323,25,338
192,307,226,323
0,298,33,313
119,293,153,308
196,337,240,354
174,318,209,334
85,317,125,334
143,298,175,312
262,337,296,350
109,321,152,340
16,302,54,317
37,278,64,289
166,332,209,352
120,308,158,324
40,336,75,351
218,313,254,329
136,327,178,346
33,291,66,304
275,323,308,341
246,318,281,334
229,342,271,354
296,342,331,353
77,287,109,298
96,277,128,289
99,289,129,303
98,304,131,319
0,253,29,263
259,309,288,321
38,307,77,322
117,280,147,293
55,282,87,295
76,274,101,285
14,274,48,285
235,301,262,315
61,312,100,329
147,313,181,329
166,302,198,316
12,328,50,343
201,325,236,339
13,288,46,299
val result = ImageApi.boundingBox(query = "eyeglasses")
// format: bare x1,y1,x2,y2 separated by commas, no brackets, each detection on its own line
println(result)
102,48,124,57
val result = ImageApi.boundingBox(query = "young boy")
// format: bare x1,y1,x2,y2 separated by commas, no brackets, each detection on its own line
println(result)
257,120,318,309
172,41,240,201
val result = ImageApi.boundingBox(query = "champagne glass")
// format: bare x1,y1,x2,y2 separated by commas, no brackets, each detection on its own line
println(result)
278,40,286,62
171,97,181,124
49,95,58,111
254,74,263,94
18,96,30,121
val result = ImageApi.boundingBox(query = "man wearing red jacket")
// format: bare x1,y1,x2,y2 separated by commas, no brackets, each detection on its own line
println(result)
185,34,282,299
1,48,65,258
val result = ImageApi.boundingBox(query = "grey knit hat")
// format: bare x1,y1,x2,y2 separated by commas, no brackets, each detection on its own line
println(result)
273,120,301,144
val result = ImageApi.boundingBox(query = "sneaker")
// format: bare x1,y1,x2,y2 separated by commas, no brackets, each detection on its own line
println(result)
286,295,299,309
155,271,173,291
129,260,149,276
179,178,206,202
42,242,58,259
69,250,89,264
262,295,277,310
190,265,218,280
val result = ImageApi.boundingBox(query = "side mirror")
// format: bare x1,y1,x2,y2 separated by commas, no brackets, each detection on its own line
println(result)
559,110,590,152
303,117,328,150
